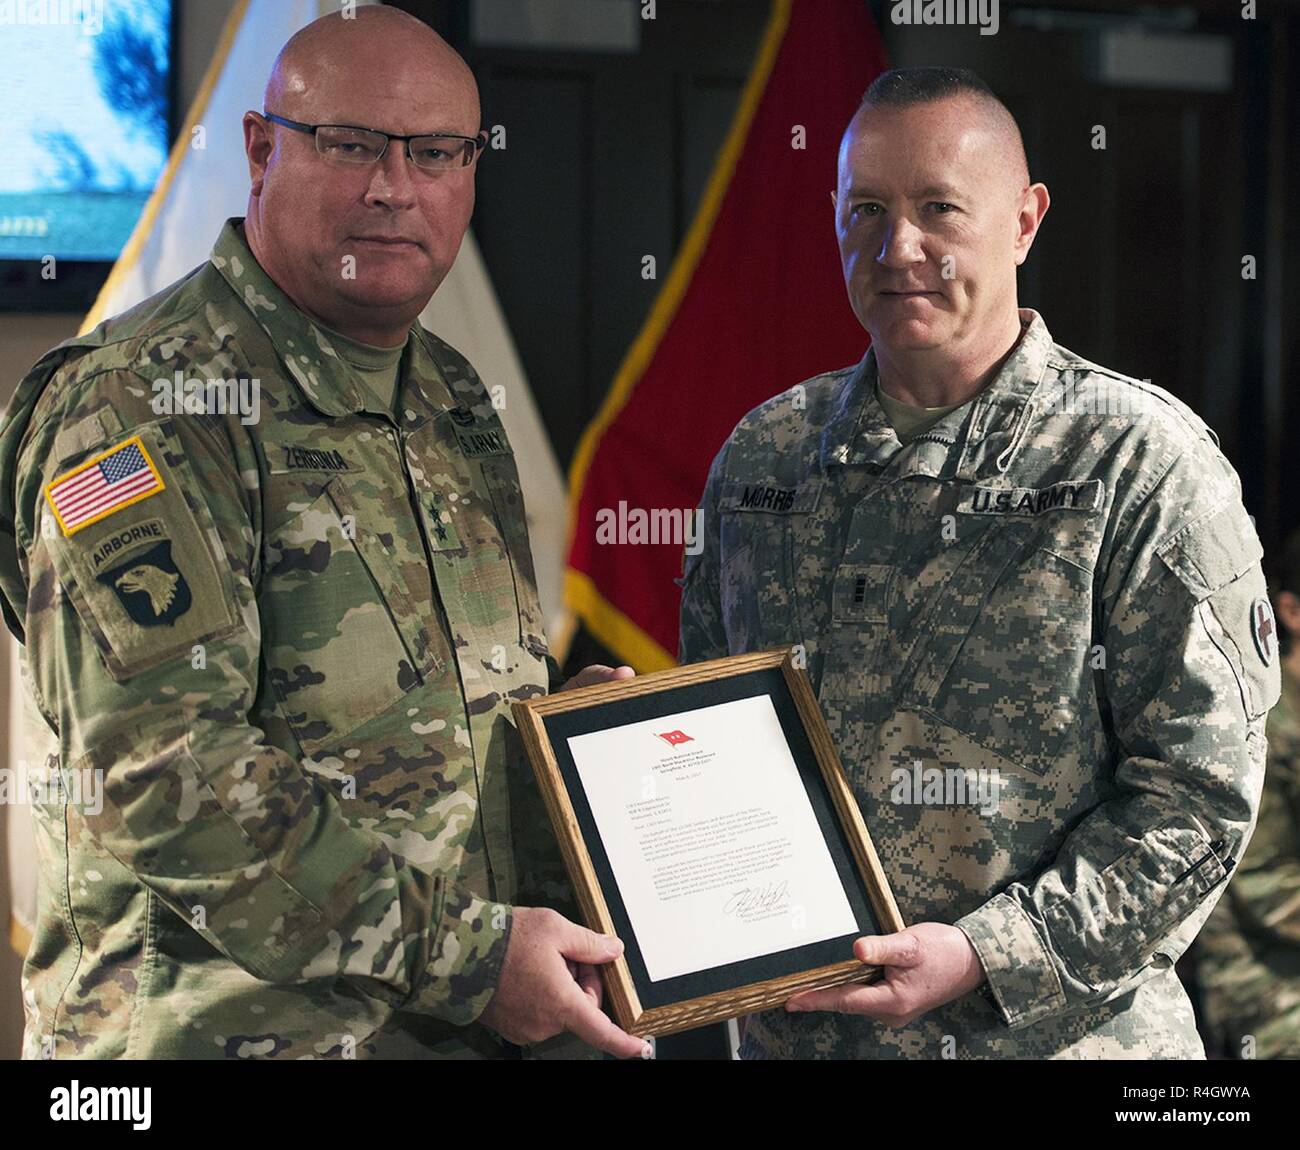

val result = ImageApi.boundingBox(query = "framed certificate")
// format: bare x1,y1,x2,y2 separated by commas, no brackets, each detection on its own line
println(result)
511,648,905,1037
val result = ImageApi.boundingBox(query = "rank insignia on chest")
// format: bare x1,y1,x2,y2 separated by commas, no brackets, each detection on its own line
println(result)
44,436,165,537
425,492,463,551
96,538,192,626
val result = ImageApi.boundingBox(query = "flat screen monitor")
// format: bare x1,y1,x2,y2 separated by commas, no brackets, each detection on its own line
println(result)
0,0,176,312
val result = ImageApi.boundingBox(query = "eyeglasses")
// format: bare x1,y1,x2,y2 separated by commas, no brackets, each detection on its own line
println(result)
261,112,487,170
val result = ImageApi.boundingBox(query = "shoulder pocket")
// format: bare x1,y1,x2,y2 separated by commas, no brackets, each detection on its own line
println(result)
1043,818,1227,991
42,421,240,682
1157,502,1262,599
1158,503,1278,721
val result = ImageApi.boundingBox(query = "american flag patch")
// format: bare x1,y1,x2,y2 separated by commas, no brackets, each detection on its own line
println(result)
45,437,165,537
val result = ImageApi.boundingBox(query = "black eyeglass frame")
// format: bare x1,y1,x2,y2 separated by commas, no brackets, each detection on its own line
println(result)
260,111,488,168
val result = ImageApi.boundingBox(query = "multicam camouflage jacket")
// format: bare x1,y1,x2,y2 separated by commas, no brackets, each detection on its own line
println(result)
0,218,570,1059
680,309,1279,1059
1197,662,1300,1059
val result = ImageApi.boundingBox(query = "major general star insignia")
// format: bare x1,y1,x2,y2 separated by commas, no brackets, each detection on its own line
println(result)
425,493,462,551
96,539,193,626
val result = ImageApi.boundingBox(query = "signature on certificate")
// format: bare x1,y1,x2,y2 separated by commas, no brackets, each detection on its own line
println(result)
723,880,791,920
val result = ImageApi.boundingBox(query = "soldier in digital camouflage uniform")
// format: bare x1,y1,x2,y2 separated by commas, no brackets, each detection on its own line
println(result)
680,67,1278,1058
0,8,643,1060
1196,529,1300,1060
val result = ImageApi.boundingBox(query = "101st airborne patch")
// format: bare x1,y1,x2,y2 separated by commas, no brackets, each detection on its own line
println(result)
95,538,193,627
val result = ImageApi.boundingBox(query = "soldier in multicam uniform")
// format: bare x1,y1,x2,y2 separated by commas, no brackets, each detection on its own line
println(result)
680,67,1278,1058
1197,529,1300,1060
0,8,645,1060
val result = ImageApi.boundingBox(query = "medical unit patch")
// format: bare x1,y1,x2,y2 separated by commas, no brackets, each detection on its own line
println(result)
44,437,165,537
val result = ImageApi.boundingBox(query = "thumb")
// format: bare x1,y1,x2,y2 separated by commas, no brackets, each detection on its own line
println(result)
854,930,922,968
580,663,635,685
559,922,625,965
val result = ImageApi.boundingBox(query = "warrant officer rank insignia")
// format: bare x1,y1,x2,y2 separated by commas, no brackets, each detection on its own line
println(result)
97,539,193,626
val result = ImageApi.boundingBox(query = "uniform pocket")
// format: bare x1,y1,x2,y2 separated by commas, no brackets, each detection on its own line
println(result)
1042,819,1227,991
717,525,797,652
910,533,1095,777
715,478,820,651
479,453,548,655
1157,502,1276,721
262,476,430,755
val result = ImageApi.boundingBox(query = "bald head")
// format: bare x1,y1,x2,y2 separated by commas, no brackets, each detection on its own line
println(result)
242,5,484,346
264,5,478,131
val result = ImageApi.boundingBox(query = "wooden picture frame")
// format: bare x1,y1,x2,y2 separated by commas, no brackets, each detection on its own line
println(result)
512,648,905,1038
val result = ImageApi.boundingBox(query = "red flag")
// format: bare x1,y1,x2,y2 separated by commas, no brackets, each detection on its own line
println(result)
564,0,888,670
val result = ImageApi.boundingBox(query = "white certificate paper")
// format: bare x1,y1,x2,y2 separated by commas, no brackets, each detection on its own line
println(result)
567,693,858,982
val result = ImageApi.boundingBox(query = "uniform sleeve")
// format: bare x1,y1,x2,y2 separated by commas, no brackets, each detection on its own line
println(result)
956,450,1278,1028
678,439,732,665
16,371,511,1027
1220,748,1300,946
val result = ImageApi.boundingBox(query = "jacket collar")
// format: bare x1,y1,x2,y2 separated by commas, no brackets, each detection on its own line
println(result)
211,217,457,423
818,308,1054,480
